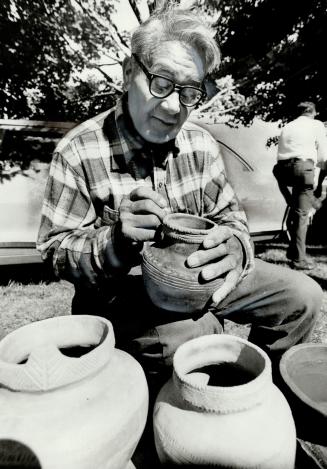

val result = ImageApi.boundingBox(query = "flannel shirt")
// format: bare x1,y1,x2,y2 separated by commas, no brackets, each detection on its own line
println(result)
37,96,254,289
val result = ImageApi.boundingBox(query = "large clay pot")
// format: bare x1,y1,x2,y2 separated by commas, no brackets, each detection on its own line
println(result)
0,315,149,469
153,334,296,468
142,213,224,313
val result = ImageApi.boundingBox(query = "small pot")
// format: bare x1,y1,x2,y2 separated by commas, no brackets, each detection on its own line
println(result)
142,213,224,313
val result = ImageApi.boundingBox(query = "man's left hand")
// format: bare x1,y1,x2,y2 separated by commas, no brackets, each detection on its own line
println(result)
186,226,243,305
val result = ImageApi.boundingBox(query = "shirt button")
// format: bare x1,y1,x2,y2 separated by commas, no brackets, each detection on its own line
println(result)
158,182,163,188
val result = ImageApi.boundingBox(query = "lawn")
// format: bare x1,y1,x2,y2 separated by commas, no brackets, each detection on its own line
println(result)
0,238,326,343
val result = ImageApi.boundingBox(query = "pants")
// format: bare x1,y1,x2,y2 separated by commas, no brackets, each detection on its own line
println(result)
72,259,322,381
273,158,316,262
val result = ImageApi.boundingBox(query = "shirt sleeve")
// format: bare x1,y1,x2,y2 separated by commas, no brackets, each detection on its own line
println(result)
202,134,255,280
316,121,327,169
36,150,138,287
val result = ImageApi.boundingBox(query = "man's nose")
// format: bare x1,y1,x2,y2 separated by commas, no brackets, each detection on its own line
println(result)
160,91,181,114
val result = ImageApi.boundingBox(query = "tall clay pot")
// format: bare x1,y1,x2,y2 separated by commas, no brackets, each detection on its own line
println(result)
142,213,224,313
153,334,296,468
0,315,149,469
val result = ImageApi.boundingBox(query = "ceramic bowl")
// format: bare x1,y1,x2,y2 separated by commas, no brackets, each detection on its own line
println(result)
280,343,327,444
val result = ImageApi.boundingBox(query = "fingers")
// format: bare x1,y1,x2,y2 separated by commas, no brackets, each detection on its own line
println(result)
212,269,240,305
129,187,167,209
120,197,167,222
202,226,232,249
187,243,230,269
120,212,162,230
119,188,167,242
201,253,239,281
123,227,157,242
187,234,242,270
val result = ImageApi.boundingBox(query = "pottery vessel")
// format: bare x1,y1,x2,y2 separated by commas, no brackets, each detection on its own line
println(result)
142,213,224,313
0,315,149,469
280,343,327,444
153,334,296,468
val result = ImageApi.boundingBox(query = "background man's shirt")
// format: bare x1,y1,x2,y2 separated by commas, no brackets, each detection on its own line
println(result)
37,97,254,289
277,116,327,167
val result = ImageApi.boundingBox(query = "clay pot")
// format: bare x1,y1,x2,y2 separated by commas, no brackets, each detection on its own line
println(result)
142,213,224,313
0,315,149,469
153,334,296,468
280,343,327,444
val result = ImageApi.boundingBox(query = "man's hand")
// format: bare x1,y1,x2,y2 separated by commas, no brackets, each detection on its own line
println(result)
119,187,167,242
186,226,243,305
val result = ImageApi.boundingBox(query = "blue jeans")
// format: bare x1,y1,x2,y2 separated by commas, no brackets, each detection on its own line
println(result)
273,158,316,262
72,259,322,378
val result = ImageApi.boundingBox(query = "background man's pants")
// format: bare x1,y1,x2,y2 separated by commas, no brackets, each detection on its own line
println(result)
72,259,322,383
273,158,316,262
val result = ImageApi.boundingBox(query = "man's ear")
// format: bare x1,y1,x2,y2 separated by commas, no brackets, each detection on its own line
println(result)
123,56,133,90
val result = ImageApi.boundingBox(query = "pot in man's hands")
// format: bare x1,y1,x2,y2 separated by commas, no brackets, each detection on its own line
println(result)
142,213,224,313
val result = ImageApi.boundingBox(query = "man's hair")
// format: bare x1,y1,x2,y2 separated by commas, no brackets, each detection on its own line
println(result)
130,2,221,75
297,101,316,116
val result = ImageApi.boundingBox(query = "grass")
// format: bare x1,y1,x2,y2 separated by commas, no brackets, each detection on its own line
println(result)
251,238,327,344
0,238,326,344
0,276,73,340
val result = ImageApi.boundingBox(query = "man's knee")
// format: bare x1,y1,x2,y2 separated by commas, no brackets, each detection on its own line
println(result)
283,271,322,319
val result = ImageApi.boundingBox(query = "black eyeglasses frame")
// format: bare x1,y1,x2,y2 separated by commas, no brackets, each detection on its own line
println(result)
132,53,206,107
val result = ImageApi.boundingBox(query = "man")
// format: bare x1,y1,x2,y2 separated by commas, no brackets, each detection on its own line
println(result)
273,101,327,270
37,5,322,384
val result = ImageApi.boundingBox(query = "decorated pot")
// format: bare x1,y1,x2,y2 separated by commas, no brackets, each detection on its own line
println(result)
0,315,149,469
153,334,296,468
142,213,224,313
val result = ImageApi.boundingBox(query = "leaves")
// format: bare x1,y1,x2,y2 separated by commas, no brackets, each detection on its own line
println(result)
1,0,326,125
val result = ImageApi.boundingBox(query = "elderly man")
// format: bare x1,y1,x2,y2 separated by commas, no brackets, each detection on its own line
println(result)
273,101,327,270
37,5,322,382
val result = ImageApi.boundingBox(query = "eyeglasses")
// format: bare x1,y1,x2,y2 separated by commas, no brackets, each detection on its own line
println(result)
132,54,206,107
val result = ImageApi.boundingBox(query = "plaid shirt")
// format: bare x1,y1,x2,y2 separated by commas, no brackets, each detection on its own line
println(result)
37,96,254,288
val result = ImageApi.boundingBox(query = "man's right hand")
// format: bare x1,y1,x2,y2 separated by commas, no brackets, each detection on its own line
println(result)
119,187,168,242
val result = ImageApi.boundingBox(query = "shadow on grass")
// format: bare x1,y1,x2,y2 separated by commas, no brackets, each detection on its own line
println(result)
254,237,327,292
0,263,58,286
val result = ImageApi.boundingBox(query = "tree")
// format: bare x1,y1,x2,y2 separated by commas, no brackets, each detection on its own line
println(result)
204,0,327,124
0,0,326,124
0,0,125,121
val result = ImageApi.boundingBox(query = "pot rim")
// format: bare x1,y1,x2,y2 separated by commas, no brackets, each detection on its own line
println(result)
279,343,327,417
0,315,115,392
163,213,216,237
173,334,272,414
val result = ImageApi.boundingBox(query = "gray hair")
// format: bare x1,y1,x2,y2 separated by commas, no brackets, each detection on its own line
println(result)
130,3,221,75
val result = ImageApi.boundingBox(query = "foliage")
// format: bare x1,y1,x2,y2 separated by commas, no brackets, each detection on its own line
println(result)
0,0,122,121
207,0,327,124
0,0,326,125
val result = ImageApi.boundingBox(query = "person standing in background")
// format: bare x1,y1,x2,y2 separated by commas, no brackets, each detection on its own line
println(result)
273,101,327,270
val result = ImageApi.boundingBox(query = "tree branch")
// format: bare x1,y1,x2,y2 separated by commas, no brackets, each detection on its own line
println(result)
147,0,156,15
91,65,123,93
127,0,142,24
74,0,131,56
196,85,239,113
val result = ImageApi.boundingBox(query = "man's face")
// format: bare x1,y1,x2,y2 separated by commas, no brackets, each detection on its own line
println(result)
124,41,205,144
